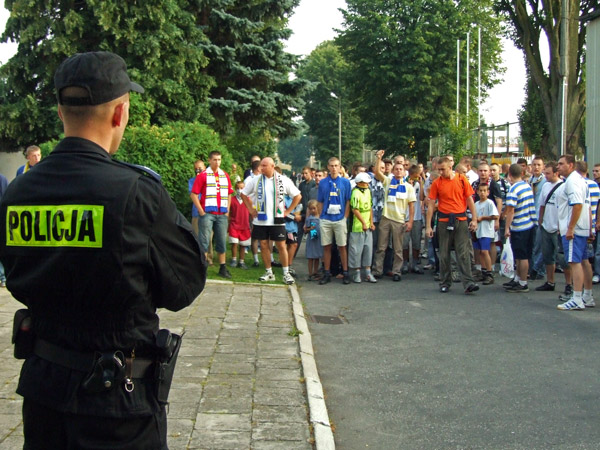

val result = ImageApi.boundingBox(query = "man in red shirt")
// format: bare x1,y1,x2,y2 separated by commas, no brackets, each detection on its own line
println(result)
191,151,234,278
426,156,479,294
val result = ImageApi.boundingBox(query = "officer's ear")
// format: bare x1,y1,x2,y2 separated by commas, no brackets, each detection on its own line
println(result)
112,102,126,128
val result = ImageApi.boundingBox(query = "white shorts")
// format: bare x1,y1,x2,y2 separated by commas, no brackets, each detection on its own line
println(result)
229,236,251,246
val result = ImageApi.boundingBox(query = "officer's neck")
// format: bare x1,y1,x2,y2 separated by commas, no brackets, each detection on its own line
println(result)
63,124,117,155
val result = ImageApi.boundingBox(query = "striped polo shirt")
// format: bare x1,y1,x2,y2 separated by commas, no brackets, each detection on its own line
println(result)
585,178,600,229
506,180,537,232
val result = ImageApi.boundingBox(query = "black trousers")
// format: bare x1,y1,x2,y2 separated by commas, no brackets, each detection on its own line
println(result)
23,398,167,450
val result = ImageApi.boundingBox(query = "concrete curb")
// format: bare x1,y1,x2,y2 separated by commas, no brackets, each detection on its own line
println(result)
289,284,336,450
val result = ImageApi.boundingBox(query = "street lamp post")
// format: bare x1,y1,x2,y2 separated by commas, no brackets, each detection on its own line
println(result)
330,92,342,165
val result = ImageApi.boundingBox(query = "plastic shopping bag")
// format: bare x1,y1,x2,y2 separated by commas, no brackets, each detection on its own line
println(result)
499,238,514,279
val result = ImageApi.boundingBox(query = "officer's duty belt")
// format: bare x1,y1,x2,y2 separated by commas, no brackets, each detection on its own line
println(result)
33,339,154,377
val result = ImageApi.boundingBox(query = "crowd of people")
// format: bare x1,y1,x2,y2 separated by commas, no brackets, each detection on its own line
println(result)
188,151,600,311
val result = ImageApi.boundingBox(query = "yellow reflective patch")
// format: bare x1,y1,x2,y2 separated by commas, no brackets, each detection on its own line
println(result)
6,205,104,248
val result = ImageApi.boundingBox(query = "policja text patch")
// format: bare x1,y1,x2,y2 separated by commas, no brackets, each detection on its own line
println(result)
6,205,104,248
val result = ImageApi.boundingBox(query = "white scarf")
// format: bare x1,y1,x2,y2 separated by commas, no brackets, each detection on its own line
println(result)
204,167,229,213
256,173,285,222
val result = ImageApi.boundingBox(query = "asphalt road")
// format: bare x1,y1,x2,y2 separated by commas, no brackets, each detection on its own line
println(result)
294,247,600,450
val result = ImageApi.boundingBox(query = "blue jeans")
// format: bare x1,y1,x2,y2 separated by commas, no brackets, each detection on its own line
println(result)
530,226,546,276
199,214,228,254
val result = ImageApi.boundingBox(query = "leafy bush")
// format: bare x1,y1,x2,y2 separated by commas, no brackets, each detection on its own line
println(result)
118,121,229,217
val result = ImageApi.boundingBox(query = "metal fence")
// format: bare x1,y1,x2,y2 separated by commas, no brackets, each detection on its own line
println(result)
430,122,525,162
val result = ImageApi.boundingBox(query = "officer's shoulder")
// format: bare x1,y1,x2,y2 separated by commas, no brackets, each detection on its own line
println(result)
114,160,162,184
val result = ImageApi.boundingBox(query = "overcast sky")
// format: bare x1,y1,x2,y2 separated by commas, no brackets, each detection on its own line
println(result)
1,1,525,125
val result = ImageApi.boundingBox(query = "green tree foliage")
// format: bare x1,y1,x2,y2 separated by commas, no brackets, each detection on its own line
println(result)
117,121,228,218
277,125,312,170
518,72,550,156
337,0,504,161
196,0,311,138
222,127,278,171
495,0,590,156
296,41,365,167
0,0,212,151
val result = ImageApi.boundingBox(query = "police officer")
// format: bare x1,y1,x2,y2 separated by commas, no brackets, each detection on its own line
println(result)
0,51,206,449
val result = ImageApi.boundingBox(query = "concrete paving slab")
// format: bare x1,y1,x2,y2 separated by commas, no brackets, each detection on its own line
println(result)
0,281,323,449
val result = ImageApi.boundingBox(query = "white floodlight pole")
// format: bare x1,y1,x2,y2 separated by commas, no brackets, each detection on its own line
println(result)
466,31,470,129
478,27,481,127
330,92,342,164
457,40,460,126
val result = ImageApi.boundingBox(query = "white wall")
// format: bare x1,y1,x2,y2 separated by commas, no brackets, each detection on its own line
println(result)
0,152,25,183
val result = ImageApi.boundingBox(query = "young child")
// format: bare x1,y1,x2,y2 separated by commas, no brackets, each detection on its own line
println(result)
348,172,377,283
284,194,302,277
228,181,251,269
304,200,323,280
474,184,499,285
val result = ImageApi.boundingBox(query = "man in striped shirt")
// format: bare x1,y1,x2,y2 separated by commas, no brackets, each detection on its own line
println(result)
503,164,538,293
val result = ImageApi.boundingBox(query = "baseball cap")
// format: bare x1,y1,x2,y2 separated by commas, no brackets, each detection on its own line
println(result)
355,172,372,184
55,51,144,106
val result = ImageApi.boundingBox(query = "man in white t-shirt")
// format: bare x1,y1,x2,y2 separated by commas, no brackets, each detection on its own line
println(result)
460,156,479,185
535,161,567,293
241,157,301,285
556,155,593,310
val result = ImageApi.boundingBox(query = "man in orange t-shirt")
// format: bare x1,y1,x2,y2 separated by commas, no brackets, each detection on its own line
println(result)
426,156,479,294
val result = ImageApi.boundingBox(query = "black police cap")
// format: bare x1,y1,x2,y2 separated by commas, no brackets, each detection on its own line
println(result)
55,51,144,106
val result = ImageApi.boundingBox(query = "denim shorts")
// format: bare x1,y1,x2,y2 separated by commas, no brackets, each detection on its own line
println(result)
541,228,560,265
199,213,228,254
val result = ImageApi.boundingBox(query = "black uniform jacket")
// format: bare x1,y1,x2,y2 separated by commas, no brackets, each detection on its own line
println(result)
0,137,206,417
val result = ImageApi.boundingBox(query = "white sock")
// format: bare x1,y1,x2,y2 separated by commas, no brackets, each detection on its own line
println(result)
573,291,583,303
283,266,289,274
514,275,521,282
475,264,482,271
254,254,259,262
266,267,273,274
231,257,237,263
583,289,593,300
519,280,527,286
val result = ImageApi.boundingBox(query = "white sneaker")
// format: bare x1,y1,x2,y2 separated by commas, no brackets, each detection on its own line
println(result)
365,274,378,283
283,272,295,285
352,272,362,283
557,299,585,311
593,275,600,284
259,271,276,282
584,297,596,308
229,260,238,267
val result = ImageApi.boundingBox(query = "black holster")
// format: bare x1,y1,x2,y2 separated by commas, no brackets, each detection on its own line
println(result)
81,351,126,394
154,329,183,404
12,309,35,359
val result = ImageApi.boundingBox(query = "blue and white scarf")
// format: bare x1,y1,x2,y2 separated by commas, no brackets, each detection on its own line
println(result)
387,178,407,203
